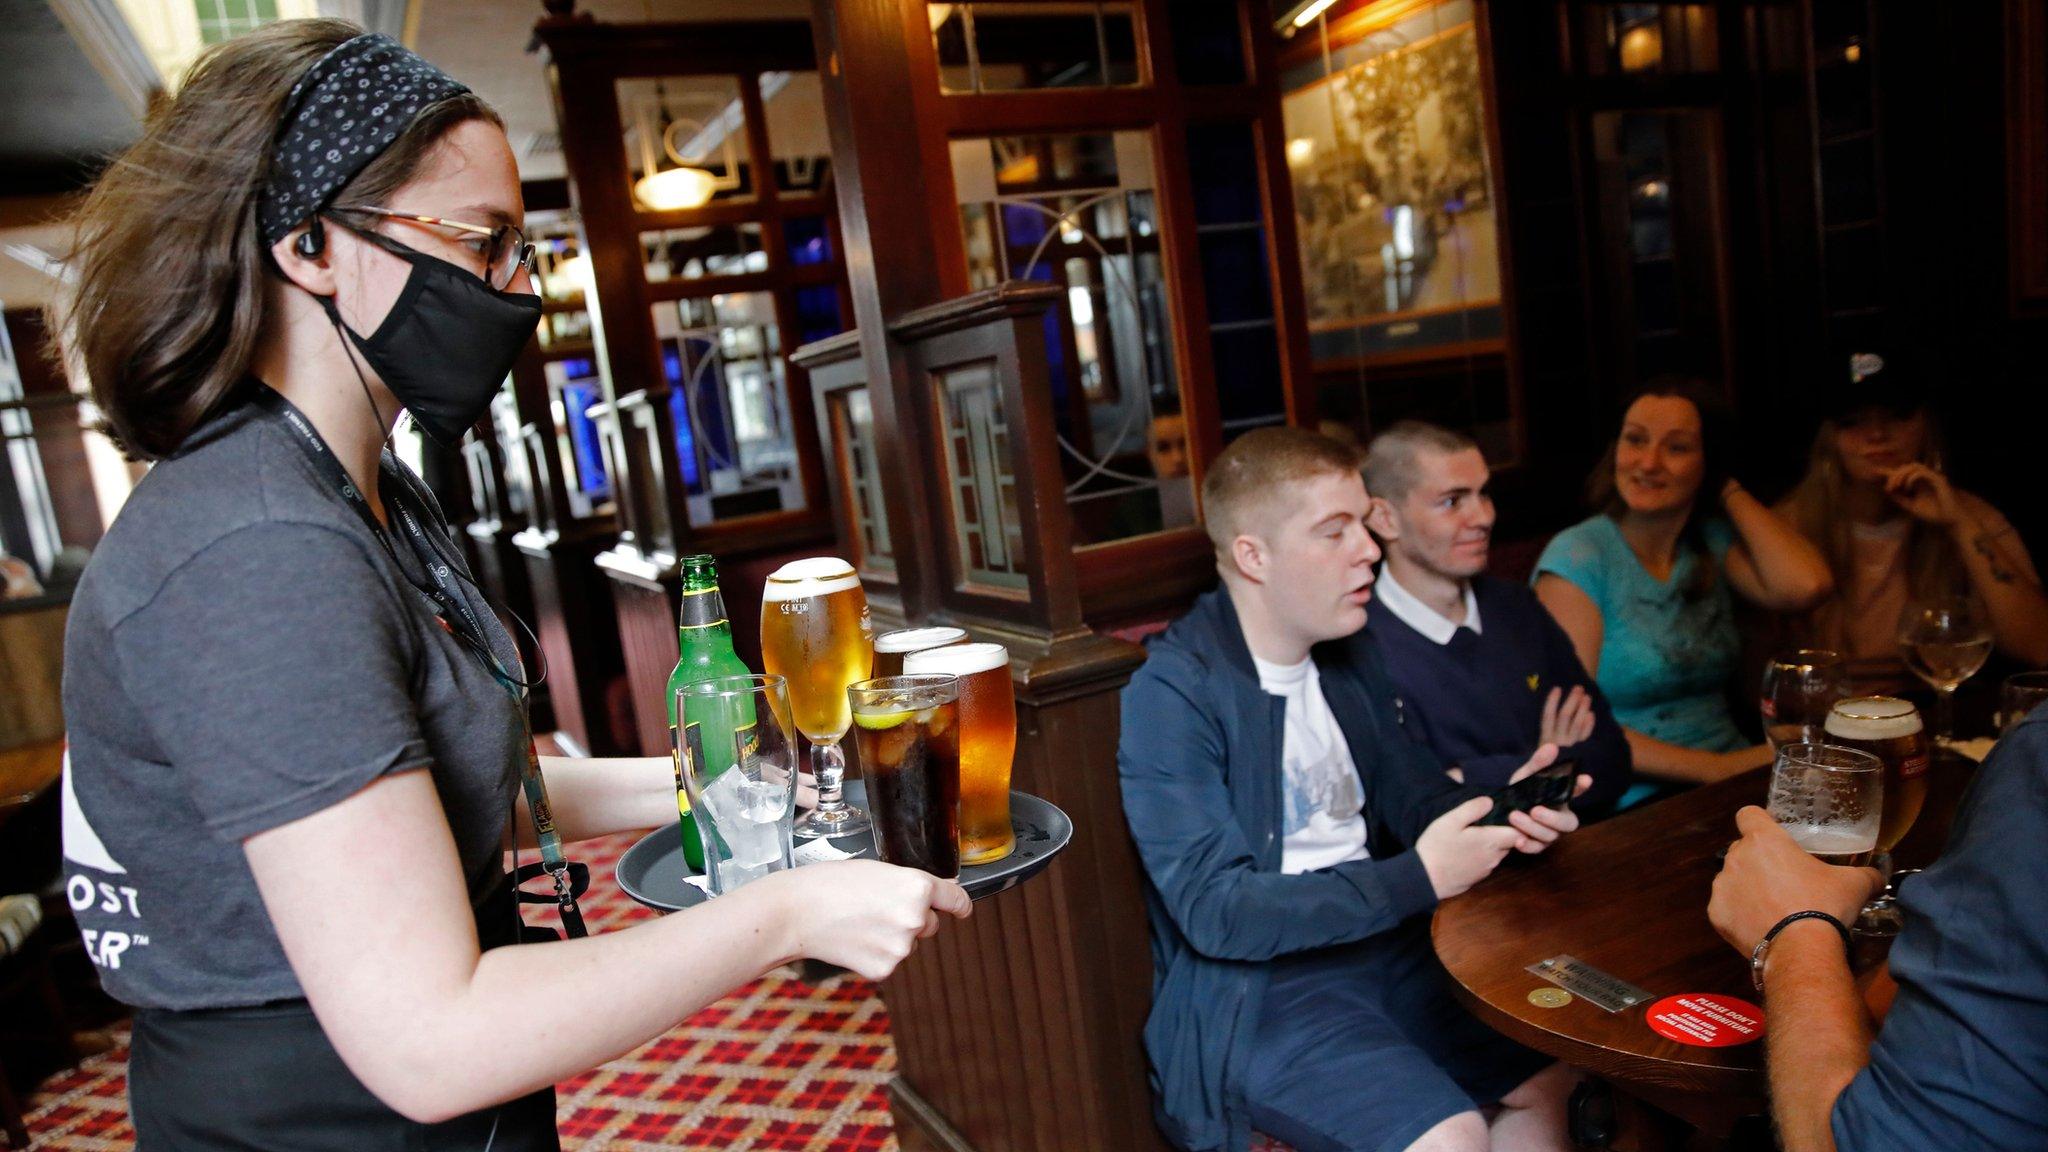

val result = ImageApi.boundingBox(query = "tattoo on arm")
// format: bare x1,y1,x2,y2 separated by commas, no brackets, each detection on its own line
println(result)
1974,533,2019,584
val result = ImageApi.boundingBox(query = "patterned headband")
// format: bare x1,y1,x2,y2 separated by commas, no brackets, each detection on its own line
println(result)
257,32,472,247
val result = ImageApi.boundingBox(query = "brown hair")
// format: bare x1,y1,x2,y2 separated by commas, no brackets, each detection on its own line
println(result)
1201,426,1362,559
53,18,500,460
1584,377,1732,600
1361,420,1479,503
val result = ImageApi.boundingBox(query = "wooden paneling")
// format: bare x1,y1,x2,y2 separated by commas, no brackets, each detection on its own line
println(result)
517,529,631,757
878,630,1165,1152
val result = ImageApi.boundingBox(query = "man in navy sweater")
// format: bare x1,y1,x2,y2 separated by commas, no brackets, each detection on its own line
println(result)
1361,422,1632,816
1119,427,1588,1152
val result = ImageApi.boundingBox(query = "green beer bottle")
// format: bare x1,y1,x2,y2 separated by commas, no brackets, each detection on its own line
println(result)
668,554,753,871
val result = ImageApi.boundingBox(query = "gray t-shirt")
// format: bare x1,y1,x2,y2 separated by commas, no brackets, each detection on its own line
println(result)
61,400,527,1010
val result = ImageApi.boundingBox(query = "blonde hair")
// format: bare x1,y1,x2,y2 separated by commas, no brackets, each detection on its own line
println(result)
1201,426,1362,559
1779,418,1964,625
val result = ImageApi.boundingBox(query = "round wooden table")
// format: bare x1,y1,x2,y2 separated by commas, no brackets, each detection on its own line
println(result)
1431,752,1977,1130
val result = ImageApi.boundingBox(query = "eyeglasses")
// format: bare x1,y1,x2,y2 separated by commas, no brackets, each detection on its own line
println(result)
330,205,536,291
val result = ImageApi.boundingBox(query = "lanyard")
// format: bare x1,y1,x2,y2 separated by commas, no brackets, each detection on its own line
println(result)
253,387,586,939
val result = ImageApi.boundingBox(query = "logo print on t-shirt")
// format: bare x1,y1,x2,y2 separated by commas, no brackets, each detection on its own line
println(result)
1527,673,1541,691
62,754,150,970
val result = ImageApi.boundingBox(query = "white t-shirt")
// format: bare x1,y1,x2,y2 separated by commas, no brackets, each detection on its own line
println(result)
1252,655,1371,874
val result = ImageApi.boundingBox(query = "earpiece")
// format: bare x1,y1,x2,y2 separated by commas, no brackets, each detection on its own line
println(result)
295,218,325,259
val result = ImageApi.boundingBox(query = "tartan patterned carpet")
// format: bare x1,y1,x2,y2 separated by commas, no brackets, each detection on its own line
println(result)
23,831,902,1152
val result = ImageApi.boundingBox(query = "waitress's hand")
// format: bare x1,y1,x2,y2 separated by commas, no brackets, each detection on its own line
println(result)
769,859,971,980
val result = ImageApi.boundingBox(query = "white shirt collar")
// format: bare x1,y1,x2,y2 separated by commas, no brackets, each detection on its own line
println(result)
1374,563,1481,645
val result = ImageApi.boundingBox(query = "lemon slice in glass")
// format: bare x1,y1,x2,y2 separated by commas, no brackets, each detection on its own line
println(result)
854,708,914,731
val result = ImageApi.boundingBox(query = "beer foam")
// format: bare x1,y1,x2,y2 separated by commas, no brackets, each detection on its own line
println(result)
876,626,969,654
903,641,1008,676
1826,696,1924,740
763,556,861,600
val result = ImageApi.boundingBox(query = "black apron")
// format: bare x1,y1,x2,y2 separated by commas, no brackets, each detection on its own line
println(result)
128,879,560,1152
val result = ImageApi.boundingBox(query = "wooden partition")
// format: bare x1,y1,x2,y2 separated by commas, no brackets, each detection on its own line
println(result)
534,15,852,754
796,282,1164,1152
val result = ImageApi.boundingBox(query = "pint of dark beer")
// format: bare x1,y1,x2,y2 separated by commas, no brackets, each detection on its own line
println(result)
1823,696,1929,853
903,642,1016,864
873,626,969,679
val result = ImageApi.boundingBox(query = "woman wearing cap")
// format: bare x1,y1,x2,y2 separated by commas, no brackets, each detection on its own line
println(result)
1777,349,2048,694
56,21,968,1148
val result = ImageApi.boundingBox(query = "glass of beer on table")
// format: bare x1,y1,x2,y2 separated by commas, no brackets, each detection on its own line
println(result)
1823,696,1929,856
873,626,969,679
761,557,875,840
903,642,1016,864
1767,742,1884,867
1761,649,1847,750
849,675,962,879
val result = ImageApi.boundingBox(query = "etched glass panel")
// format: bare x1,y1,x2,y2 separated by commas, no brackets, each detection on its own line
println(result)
617,76,755,210
935,361,1026,592
830,387,894,576
951,130,1194,548
650,292,806,525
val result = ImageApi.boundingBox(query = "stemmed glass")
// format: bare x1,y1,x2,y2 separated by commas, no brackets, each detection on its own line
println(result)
1760,649,1848,750
1897,597,1992,742
760,557,875,840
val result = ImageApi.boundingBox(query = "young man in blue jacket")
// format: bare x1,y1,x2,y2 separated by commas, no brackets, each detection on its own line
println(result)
1360,422,1633,815
1119,427,1586,1152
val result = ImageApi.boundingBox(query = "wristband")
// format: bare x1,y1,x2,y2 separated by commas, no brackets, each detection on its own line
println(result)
1749,910,1852,992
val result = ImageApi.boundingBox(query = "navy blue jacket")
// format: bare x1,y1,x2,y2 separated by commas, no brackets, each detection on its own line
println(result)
1117,587,1479,1152
1364,574,1632,815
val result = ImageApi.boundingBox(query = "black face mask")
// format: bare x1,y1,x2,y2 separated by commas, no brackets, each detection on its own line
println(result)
319,235,542,445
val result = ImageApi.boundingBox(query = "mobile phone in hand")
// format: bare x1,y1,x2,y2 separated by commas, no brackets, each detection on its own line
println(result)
1477,759,1578,827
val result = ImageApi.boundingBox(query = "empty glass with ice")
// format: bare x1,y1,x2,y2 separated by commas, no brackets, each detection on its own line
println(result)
674,674,799,895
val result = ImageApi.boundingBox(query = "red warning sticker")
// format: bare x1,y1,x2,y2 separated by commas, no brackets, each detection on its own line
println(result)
1645,994,1766,1048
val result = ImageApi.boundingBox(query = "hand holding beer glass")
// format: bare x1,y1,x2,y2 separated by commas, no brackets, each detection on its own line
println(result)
1766,743,1884,868
761,558,875,840
904,642,1017,865
1760,649,1847,750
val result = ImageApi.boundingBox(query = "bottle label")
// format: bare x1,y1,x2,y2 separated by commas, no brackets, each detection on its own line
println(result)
671,723,692,815
680,588,730,631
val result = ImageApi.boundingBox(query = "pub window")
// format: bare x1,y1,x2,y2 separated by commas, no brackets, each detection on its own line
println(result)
950,131,1196,546
931,3,1145,94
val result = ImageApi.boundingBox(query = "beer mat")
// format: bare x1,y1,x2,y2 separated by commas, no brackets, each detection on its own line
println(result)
615,786,1074,913
1526,955,1654,1013
1645,993,1765,1047
794,838,859,865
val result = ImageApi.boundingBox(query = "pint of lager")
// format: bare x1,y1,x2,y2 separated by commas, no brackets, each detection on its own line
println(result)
762,557,875,838
1823,696,1929,853
904,642,1016,864
760,558,874,745
873,626,969,680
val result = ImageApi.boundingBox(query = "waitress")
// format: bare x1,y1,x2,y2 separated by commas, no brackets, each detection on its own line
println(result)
56,20,968,1149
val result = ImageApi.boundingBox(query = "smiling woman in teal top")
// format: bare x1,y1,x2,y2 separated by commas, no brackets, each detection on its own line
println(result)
1535,381,1835,802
